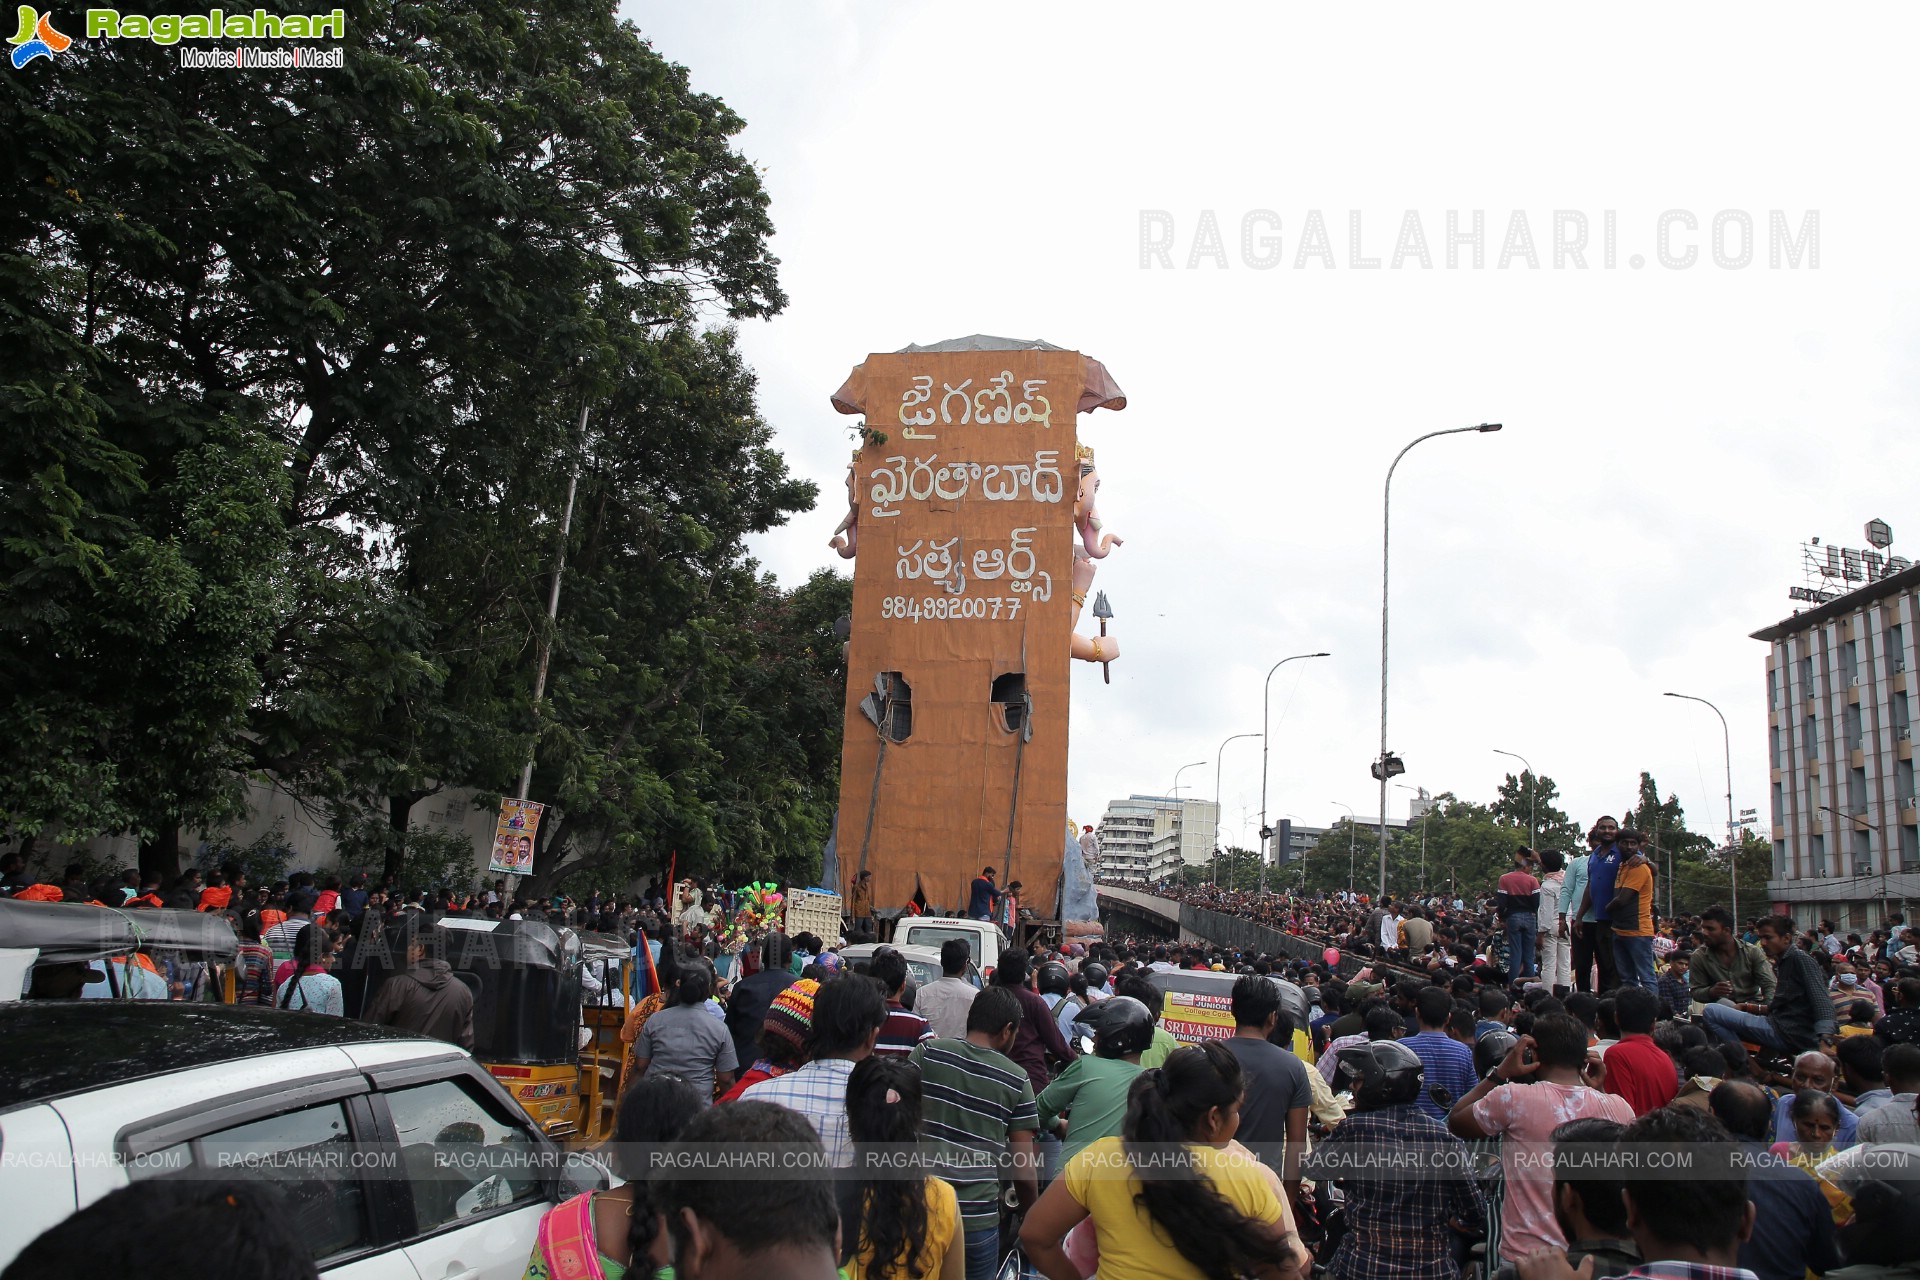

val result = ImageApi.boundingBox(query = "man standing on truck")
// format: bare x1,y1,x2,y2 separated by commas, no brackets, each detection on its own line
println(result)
967,866,1004,922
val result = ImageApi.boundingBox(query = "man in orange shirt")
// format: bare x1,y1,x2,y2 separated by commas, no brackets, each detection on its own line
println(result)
1609,830,1658,990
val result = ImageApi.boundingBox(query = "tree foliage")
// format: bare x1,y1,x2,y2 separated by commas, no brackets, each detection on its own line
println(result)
2,0,845,890
1491,770,1582,852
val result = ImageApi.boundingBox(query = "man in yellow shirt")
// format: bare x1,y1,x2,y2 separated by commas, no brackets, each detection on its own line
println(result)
1610,831,1659,991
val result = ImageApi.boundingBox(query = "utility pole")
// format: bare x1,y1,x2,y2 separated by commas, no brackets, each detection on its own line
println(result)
1379,424,1503,897
513,402,588,884
1258,652,1329,894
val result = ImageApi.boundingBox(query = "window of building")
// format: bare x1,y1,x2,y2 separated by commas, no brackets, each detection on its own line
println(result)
1850,766,1868,812
1803,713,1819,759
990,672,1027,735
863,671,912,742
1891,623,1908,674
1811,833,1826,877
1845,703,1863,752
1853,828,1874,876
1844,639,1860,686
1901,823,1919,872
1773,840,1787,879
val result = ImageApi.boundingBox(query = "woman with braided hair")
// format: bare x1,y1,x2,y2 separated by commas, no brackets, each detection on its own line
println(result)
520,1075,701,1280
1020,1040,1307,1280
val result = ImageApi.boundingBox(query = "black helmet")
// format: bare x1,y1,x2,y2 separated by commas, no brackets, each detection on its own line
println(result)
1037,961,1071,997
1334,1039,1425,1110
1475,1029,1519,1081
1088,996,1156,1059
1080,961,1109,990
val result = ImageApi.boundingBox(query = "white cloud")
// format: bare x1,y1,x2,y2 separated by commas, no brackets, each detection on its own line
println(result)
628,1,1920,871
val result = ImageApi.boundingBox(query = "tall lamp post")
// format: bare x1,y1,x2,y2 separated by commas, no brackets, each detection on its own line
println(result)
1332,801,1359,896
1214,732,1262,887
1377,423,1503,897
1259,651,1330,893
1396,783,1430,895
1170,760,1206,798
1493,748,1537,853
1663,691,1737,920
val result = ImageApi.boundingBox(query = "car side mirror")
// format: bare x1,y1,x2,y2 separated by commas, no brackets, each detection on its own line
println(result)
559,1149,612,1197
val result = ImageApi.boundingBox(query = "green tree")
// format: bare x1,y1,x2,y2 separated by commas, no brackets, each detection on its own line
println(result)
3,0,795,880
1492,771,1581,852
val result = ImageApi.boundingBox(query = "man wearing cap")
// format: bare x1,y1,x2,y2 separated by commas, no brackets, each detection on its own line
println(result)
725,932,796,1071
721,978,818,1100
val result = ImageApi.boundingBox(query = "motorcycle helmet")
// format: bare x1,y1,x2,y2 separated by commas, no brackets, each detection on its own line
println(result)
1037,961,1071,997
1475,1029,1519,1081
1088,995,1156,1059
1334,1039,1425,1110
1080,961,1109,991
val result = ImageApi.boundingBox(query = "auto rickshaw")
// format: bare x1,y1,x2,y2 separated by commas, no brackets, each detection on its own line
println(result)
385,917,632,1144
0,897,239,1000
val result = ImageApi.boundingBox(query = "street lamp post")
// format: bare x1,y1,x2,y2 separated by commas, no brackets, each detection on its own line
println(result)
1259,652,1330,894
1378,423,1503,897
1664,692,1737,920
1493,748,1537,853
1170,760,1206,798
1397,784,1430,895
1332,801,1358,896
1214,733,1262,887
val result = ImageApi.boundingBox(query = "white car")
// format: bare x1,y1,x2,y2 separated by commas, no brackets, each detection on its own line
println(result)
892,916,1006,976
837,942,982,1003
0,1001,595,1279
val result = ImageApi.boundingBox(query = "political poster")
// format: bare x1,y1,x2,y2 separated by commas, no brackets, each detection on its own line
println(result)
488,798,544,875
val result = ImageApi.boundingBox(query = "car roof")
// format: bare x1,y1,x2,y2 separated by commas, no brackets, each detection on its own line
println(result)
840,943,948,963
900,917,1005,939
0,1002,432,1113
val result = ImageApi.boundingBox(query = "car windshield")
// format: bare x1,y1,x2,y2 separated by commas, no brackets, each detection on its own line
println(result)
904,959,941,988
902,926,979,964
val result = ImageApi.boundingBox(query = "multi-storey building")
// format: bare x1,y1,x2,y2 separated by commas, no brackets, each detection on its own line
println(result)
1752,558,1920,928
1094,794,1219,883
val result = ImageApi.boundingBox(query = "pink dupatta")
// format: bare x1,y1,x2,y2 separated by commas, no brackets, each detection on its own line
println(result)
537,1191,610,1280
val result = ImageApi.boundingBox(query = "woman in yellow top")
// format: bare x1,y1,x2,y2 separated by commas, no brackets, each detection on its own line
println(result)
838,1055,961,1280
522,1074,701,1280
1021,1041,1308,1280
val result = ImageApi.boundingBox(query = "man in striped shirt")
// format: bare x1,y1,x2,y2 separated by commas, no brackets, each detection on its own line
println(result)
741,974,884,1167
262,898,312,963
911,986,1038,1280
869,948,935,1057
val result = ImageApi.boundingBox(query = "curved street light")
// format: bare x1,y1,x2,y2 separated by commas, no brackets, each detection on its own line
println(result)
1664,691,1737,919
1259,652,1330,892
1331,800,1359,895
1378,423,1503,896
1214,733,1262,886
1492,747,1537,853
1170,760,1207,798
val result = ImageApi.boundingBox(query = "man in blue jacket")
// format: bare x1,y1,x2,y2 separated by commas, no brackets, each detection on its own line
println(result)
967,866,1004,921
1574,816,1623,993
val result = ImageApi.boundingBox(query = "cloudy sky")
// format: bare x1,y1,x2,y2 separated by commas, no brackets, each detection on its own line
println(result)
628,3,1916,865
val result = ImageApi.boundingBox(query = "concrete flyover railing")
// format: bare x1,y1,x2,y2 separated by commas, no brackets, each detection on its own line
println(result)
1096,886,1376,981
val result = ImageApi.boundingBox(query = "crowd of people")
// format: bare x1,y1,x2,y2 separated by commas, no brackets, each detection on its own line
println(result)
7,833,1920,1280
